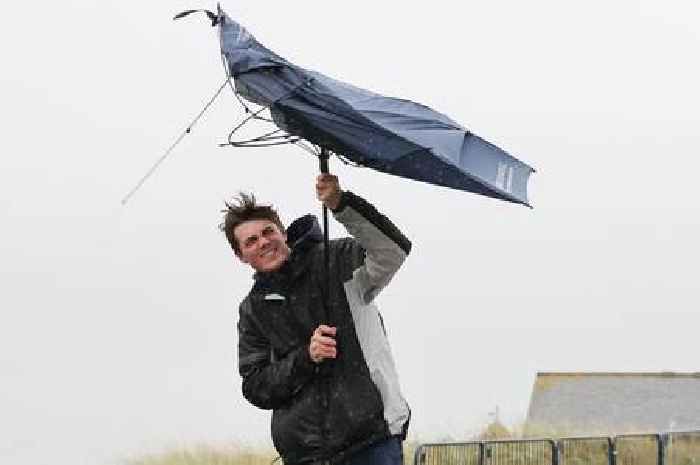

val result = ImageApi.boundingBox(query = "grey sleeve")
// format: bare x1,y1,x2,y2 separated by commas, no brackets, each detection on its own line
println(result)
332,191,411,303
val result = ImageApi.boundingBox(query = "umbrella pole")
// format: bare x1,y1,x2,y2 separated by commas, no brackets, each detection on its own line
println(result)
319,148,331,323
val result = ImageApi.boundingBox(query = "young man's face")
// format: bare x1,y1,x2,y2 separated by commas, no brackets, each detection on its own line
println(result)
234,219,291,273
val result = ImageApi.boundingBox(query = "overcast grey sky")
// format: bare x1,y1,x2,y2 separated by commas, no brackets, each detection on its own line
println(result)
2,1,699,464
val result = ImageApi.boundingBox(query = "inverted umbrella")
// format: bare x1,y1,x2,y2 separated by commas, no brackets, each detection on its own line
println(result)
213,6,534,207
151,6,533,208
125,6,535,209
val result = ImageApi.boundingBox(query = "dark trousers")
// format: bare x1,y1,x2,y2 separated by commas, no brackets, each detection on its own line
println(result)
343,436,403,465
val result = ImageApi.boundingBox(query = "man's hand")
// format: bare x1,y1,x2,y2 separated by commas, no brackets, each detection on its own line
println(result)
316,174,342,210
309,325,337,363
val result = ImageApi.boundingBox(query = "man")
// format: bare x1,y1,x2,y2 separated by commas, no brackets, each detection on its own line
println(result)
220,174,411,465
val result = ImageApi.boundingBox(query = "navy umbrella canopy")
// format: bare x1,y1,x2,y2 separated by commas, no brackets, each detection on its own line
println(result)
158,6,535,208
214,6,535,206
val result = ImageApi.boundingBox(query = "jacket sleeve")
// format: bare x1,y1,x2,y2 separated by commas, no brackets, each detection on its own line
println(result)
332,191,411,304
238,298,316,410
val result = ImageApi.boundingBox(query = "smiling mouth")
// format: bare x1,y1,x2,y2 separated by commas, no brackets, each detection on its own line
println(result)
260,248,276,258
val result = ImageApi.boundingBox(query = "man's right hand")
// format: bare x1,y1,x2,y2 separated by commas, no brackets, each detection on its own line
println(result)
309,325,337,363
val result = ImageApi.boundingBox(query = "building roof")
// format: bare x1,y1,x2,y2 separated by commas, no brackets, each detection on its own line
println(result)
525,372,700,436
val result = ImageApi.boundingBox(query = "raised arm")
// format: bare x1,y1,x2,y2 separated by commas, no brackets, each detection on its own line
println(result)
316,174,411,304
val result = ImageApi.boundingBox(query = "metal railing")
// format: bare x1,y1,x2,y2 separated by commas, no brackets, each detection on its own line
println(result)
559,436,612,465
414,431,700,465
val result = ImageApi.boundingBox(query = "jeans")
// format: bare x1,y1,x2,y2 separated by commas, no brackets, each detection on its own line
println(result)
343,436,403,465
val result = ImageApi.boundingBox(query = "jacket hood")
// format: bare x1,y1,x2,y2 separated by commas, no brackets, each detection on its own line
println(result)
286,214,323,250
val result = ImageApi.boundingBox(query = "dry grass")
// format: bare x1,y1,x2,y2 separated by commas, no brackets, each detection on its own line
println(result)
125,444,279,465
123,430,700,465
125,441,421,465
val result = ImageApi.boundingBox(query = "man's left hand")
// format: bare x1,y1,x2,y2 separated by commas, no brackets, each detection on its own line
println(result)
316,173,342,210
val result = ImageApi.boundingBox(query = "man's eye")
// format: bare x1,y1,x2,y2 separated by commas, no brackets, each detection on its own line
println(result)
244,237,257,247
262,226,274,236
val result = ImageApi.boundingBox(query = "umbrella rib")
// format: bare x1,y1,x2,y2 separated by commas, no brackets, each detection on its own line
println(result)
121,78,229,206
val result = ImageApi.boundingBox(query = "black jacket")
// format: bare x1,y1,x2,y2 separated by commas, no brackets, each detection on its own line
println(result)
237,192,411,464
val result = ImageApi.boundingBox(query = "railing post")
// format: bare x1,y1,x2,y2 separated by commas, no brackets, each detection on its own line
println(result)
479,442,486,465
608,437,617,465
412,444,425,465
657,433,667,465
549,439,560,465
